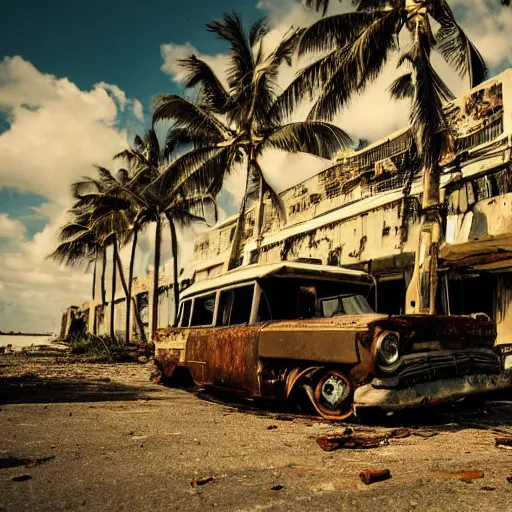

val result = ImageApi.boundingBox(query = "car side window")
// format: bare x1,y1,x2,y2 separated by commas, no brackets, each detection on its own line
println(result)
190,293,216,327
218,285,254,326
181,300,192,327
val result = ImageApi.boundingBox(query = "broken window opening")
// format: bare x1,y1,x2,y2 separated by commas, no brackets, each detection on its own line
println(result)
181,300,192,327
257,277,374,322
217,285,255,327
190,293,216,327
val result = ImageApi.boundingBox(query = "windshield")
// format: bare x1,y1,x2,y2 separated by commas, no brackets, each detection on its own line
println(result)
258,276,375,322
320,294,374,317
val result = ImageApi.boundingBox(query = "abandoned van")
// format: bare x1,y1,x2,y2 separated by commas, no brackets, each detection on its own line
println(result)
154,262,508,420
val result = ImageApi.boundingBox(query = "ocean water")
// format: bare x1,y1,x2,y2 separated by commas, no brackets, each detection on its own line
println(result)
0,335,55,352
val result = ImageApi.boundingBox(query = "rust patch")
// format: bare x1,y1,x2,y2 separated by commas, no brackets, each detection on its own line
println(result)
316,433,388,451
436,471,485,483
359,469,391,485
495,436,512,448
186,325,262,393
191,476,215,487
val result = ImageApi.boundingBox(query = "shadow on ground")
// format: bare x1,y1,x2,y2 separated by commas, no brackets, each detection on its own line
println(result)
0,376,162,405
188,385,512,432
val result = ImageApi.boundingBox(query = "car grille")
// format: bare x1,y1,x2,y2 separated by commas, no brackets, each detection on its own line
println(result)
373,349,501,390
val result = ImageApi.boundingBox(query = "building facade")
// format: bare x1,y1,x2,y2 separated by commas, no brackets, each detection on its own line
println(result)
64,69,512,348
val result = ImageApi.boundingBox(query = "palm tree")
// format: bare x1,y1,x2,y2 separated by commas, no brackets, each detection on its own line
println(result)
291,0,487,313
49,222,106,306
152,12,352,271
67,171,134,340
114,130,218,336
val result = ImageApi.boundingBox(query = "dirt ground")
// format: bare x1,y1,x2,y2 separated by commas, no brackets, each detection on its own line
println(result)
1,353,512,512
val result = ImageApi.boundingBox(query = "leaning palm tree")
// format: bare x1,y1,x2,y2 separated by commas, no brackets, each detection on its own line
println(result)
290,0,487,314
49,222,106,305
114,129,218,335
68,171,134,340
152,12,352,271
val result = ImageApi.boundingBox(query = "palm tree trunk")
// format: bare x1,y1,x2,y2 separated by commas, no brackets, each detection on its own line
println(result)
110,240,118,340
125,229,138,344
227,155,253,270
254,172,265,244
101,247,107,306
92,257,97,301
151,218,162,338
113,244,130,343
166,214,180,327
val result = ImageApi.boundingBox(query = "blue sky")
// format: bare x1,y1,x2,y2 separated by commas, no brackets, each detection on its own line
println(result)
1,0,511,331
1,0,260,115
0,0,263,239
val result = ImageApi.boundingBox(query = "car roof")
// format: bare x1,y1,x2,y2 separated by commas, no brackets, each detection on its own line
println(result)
180,262,374,300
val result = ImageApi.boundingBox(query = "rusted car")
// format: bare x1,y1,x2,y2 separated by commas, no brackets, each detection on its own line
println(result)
154,262,509,420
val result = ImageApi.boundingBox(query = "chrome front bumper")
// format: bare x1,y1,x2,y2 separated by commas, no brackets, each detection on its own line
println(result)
354,373,512,412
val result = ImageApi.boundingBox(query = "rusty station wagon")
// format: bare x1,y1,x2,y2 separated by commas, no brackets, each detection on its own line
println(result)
154,262,507,420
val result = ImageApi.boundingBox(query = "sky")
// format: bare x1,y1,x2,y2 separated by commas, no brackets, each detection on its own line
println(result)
0,0,511,332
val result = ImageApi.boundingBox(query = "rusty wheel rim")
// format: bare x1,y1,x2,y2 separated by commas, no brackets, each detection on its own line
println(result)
312,370,353,421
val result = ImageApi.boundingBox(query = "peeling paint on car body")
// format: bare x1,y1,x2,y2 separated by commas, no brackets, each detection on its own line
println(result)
154,263,505,419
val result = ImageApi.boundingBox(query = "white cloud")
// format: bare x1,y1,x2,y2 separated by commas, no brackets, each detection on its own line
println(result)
0,57,146,332
132,99,144,122
96,82,128,111
161,42,229,87
159,0,512,202
0,213,26,240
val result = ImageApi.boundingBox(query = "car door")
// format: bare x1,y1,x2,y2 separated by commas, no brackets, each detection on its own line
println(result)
185,283,262,395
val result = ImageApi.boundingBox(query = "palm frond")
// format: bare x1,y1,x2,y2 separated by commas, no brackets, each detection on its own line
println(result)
57,222,90,242
261,121,352,159
206,12,254,90
249,17,269,48
94,165,119,189
308,9,402,120
167,194,218,227
432,0,487,87
113,149,137,164
253,160,286,226
388,72,414,99
298,11,383,55
178,55,229,112
48,240,95,267
71,177,104,199
301,0,330,16
161,126,192,162
268,48,342,123
408,30,450,169
151,145,233,199
152,94,229,141
355,0,401,11
143,129,161,169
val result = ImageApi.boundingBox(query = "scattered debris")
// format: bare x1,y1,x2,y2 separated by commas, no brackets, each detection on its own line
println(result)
411,430,438,439
495,436,512,449
390,428,411,439
506,475,512,484
267,425,278,430
12,475,32,482
359,469,391,485
0,456,54,470
480,486,496,491
191,476,215,488
271,484,284,491
316,433,388,452
440,471,485,483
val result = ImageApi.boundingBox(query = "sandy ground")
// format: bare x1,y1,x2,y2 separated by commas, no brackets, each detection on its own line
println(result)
1,353,512,512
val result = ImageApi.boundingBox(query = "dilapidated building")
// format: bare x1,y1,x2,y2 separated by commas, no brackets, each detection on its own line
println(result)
188,69,512,348
65,69,512,348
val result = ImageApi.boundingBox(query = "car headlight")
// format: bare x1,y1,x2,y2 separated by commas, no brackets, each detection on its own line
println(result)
376,331,400,366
